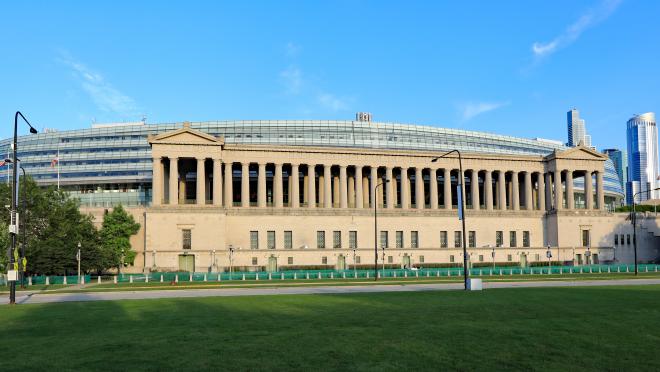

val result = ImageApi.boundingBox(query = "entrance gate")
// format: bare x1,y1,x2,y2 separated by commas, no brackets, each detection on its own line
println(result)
336,255,346,270
402,254,411,269
178,254,195,272
267,256,278,272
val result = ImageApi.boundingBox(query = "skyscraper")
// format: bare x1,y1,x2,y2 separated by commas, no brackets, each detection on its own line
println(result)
626,112,659,203
603,148,624,189
567,108,593,148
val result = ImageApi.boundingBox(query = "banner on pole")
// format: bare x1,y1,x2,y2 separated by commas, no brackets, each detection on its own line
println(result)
457,185,464,220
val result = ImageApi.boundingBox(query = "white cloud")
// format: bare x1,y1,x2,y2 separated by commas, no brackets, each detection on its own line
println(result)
318,93,349,112
280,66,303,94
459,101,510,121
58,52,140,117
532,0,622,58
285,42,301,57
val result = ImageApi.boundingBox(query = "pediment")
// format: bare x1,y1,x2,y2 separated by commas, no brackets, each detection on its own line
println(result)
545,146,606,161
148,123,224,146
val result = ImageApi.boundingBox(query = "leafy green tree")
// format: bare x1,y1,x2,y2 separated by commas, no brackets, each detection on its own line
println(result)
99,205,140,271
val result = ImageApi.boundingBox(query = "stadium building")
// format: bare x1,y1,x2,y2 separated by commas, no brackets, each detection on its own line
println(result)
2,115,657,272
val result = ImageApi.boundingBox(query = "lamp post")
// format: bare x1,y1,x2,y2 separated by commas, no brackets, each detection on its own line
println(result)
5,159,28,288
491,247,495,270
7,111,38,305
632,187,660,275
228,245,235,278
373,179,389,281
546,245,552,272
352,247,357,274
77,242,82,284
432,150,469,290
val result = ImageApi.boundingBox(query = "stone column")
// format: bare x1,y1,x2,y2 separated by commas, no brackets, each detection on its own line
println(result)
152,157,163,206
324,165,332,208
498,171,506,210
565,170,574,210
339,165,348,209
348,174,355,208
511,171,519,211
307,165,316,208
544,172,552,210
385,167,393,209
415,167,424,210
241,163,250,207
524,171,532,210
596,171,604,210
274,163,283,208
224,162,233,208
197,158,206,205
401,167,410,209
471,170,480,210
554,170,562,211
484,170,493,211
362,174,370,208
169,157,179,205
585,170,594,210
429,168,438,209
257,163,267,208
538,172,545,211
213,159,222,206
370,166,378,208
444,168,452,209
355,166,363,209
291,164,300,208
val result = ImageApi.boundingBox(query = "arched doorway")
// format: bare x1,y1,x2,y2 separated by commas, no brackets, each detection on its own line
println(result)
267,255,278,272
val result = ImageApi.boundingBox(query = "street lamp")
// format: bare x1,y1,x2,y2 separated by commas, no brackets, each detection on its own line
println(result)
432,150,469,290
77,242,82,284
7,111,38,305
546,245,552,272
373,179,389,281
632,187,660,276
352,247,357,275
5,159,28,289
491,247,496,270
585,247,591,266
228,245,235,278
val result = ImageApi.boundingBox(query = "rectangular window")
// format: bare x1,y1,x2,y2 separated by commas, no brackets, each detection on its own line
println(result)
627,234,631,245
388,256,393,263
582,230,590,247
284,231,292,249
322,256,328,265
182,229,192,250
349,231,357,249
454,231,462,248
411,231,419,248
507,254,512,262
468,231,476,248
333,231,342,249
614,234,618,245
287,257,293,265
267,231,276,249
523,231,530,248
496,231,503,247
450,255,455,263
380,231,389,249
317,231,326,249
419,255,425,263
509,231,517,248
356,256,361,264
252,257,257,265
440,231,448,248
478,255,483,262
396,231,404,248
250,231,259,250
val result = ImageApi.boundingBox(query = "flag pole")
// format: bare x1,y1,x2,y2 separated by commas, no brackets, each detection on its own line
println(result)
57,148,60,190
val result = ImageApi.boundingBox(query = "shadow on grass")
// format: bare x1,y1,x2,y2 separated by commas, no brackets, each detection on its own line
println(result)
1,286,660,371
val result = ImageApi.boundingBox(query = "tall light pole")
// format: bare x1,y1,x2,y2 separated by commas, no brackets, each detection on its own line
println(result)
373,179,389,281
432,150,469,290
7,111,38,305
632,187,660,276
77,242,82,284
4,159,28,288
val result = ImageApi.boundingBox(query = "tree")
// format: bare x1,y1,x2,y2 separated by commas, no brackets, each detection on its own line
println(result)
99,205,140,271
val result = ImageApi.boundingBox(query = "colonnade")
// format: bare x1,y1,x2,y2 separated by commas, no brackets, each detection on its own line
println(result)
152,158,606,211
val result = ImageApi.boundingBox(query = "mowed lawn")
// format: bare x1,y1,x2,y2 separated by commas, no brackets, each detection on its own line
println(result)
2,286,660,371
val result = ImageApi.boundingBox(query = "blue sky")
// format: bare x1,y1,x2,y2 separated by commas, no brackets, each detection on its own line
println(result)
0,0,658,151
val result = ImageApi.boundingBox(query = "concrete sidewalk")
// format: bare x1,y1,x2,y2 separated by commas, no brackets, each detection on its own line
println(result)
4,278,660,305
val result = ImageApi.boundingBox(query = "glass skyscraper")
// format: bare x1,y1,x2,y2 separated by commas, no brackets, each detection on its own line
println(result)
567,108,592,149
626,112,659,203
603,148,624,197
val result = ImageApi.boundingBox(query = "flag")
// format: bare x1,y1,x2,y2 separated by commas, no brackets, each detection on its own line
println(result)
0,160,5,167
51,157,59,168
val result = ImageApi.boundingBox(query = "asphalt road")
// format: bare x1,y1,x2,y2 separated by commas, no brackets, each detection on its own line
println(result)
4,278,660,305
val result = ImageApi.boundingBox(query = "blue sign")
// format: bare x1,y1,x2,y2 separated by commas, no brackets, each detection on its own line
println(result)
457,184,463,220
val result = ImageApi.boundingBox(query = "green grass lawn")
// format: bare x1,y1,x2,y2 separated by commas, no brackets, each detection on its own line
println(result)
1,285,660,371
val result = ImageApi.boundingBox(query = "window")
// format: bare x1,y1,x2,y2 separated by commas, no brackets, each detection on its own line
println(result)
468,231,476,248
182,229,192,250
322,256,328,265
478,255,483,262
356,256,361,264
396,231,404,248
267,231,276,249
523,231,530,247
614,234,618,245
380,231,389,248
582,230,590,247
317,231,326,248
349,231,357,249
507,254,512,262
450,255,455,263
284,231,292,249
411,231,419,248
496,231,503,247
252,257,258,265
621,234,625,245
419,255,425,263
388,256,393,263
454,231,462,248
627,234,631,245
288,257,293,265
250,231,259,250
440,231,448,248
509,231,517,247
333,231,342,248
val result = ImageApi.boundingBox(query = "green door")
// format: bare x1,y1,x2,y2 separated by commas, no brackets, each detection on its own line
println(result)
336,255,346,271
576,254,583,265
520,253,527,268
402,255,411,269
267,256,278,272
178,255,195,272
592,254,599,264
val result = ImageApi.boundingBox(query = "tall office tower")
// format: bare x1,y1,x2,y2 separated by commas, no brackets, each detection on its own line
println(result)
603,148,624,189
567,108,593,148
626,112,659,204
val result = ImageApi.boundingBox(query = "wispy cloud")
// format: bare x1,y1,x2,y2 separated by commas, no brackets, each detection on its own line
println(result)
317,92,349,112
532,0,622,58
459,101,510,121
280,66,303,94
58,52,140,118
285,41,301,57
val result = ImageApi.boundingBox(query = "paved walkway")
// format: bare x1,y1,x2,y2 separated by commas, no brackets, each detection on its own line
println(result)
4,278,660,305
